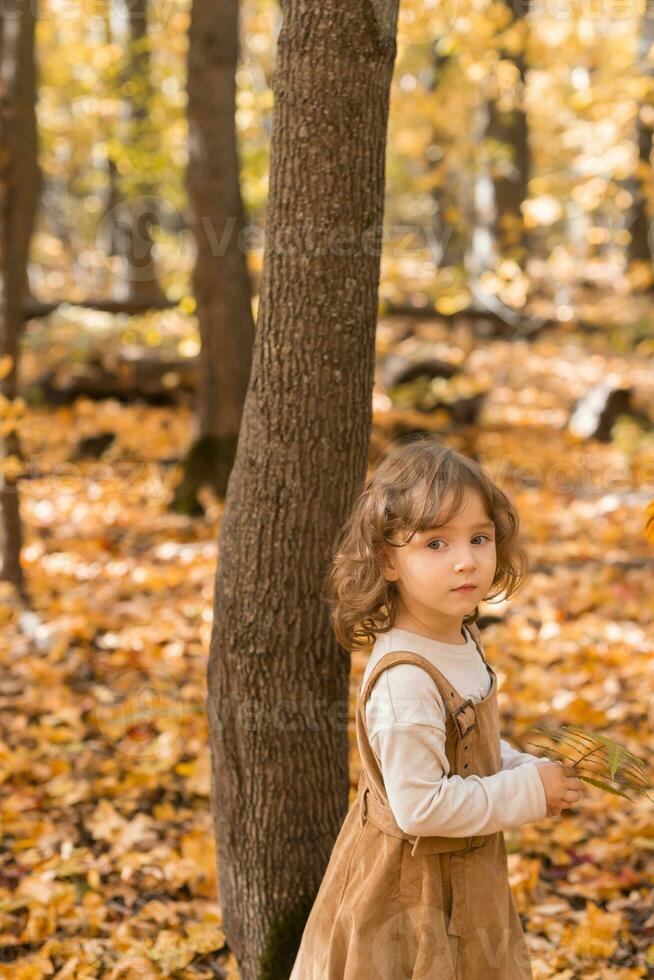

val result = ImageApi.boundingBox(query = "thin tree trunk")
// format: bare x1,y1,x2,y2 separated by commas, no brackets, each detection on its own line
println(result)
627,9,654,273
428,48,465,267
104,0,165,304
465,101,496,296
206,1,400,976
487,0,531,260
0,0,39,589
627,118,653,266
174,0,256,513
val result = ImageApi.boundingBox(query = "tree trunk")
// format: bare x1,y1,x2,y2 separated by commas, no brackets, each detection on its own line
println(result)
206,1,400,976
428,48,466,267
103,0,165,304
627,117,653,266
627,9,654,273
465,101,497,296
0,0,39,589
175,0,256,513
487,0,530,260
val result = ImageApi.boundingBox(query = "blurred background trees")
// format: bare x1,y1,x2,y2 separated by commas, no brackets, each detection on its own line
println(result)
22,0,654,324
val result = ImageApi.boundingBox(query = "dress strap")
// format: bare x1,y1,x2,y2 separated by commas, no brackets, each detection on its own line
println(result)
354,623,492,858
358,648,477,740
465,620,487,664
355,646,479,837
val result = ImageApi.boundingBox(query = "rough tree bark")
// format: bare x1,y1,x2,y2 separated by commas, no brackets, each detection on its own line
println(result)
175,0,255,513
205,0,400,976
0,0,39,589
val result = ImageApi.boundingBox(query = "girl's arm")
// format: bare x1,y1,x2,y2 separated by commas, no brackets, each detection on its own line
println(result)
500,738,551,772
367,665,548,839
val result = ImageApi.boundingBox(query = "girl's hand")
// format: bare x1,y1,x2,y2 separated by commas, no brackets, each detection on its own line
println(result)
537,761,584,816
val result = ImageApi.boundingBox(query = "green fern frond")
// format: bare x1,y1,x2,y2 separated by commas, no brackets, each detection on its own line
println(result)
526,724,654,803
561,725,647,771
531,725,649,784
576,774,636,802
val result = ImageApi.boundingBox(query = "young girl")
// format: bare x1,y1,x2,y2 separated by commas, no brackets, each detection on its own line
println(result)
289,436,585,979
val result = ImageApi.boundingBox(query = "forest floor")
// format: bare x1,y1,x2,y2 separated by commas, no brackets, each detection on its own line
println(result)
0,312,653,977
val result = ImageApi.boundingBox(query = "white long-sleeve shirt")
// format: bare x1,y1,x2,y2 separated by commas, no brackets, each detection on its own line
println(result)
361,625,549,837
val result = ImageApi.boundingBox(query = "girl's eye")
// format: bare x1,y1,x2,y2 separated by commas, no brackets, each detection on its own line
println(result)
426,534,492,551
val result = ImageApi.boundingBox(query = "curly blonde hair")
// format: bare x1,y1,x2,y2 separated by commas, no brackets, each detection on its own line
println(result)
324,435,529,651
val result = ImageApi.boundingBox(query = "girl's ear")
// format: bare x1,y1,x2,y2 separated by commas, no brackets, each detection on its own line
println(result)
377,544,399,582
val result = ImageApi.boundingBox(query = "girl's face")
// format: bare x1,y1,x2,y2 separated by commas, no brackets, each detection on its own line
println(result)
381,487,497,636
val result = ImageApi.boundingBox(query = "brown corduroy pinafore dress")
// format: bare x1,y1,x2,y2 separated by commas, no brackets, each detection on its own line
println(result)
289,623,534,979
